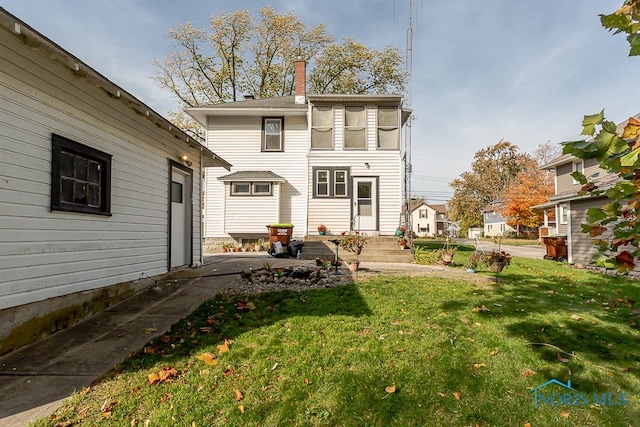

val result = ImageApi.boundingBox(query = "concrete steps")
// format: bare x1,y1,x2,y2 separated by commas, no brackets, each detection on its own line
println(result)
301,235,413,263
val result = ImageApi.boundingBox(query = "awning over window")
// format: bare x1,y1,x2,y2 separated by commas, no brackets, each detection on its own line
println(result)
218,171,286,182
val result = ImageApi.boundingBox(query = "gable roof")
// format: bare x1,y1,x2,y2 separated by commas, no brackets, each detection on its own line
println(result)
0,7,230,171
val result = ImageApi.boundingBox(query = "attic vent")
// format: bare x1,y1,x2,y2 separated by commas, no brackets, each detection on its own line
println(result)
244,94,255,100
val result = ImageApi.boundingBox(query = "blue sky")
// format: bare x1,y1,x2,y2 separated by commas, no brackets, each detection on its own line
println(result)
2,0,637,201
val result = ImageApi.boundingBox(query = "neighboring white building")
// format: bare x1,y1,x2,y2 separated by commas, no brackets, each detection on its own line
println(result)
186,60,411,249
0,8,229,353
410,202,448,237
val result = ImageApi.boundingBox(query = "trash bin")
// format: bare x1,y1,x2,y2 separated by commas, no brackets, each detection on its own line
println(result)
288,240,304,258
542,235,567,261
266,223,294,250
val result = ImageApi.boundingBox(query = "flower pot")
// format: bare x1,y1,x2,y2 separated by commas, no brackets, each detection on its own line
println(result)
318,230,326,235
489,262,505,273
347,262,360,272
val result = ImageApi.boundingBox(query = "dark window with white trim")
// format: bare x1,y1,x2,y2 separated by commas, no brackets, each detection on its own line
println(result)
313,167,350,198
231,182,273,196
262,117,284,151
51,134,111,215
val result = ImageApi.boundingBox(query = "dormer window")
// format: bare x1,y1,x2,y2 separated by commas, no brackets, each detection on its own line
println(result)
262,117,283,151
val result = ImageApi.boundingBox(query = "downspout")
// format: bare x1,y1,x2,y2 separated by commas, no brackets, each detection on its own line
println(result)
199,146,204,267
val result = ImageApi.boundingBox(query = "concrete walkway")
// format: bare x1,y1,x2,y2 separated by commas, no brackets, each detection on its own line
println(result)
0,249,528,426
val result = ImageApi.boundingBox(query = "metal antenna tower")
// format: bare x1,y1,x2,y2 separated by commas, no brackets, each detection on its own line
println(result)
403,0,414,244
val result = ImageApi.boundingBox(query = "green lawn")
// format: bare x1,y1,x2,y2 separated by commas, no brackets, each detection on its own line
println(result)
35,258,640,426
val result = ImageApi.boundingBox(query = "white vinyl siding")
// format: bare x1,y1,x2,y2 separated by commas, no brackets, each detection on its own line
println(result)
0,32,205,310
204,115,309,238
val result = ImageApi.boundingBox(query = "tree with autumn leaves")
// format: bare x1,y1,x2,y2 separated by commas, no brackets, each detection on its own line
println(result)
498,158,554,235
152,6,406,139
562,1,640,272
448,140,553,234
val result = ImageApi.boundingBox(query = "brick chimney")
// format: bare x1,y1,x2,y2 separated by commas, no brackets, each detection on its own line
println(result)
294,57,306,104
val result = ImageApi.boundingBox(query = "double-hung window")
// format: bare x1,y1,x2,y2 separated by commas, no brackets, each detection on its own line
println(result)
419,209,427,218
313,167,350,198
262,117,283,151
344,106,366,149
311,105,333,149
51,134,111,215
377,106,399,149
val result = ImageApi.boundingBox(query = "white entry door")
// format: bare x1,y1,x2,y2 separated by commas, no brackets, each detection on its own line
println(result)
171,168,190,268
352,177,377,231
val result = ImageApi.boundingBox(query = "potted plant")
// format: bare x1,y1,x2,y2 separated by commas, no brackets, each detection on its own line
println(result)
440,246,458,264
395,226,406,237
346,259,360,272
340,231,368,256
318,224,327,235
483,250,512,273
255,239,264,252
398,237,409,249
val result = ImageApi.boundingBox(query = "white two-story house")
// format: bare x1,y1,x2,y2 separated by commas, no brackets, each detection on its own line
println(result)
186,60,410,250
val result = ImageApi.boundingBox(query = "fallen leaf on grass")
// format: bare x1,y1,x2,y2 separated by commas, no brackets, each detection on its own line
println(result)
570,314,582,321
237,404,245,413
53,422,72,427
217,339,233,355
473,363,486,368
246,302,256,311
148,367,178,385
197,352,218,366
524,423,532,427
522,369,534,378
223,366,235,377
438,392,446,398
490,349,499,356
557,354,570,364
474,305,490,313
561,411,569,418
452,392,461,400
234,390,244,401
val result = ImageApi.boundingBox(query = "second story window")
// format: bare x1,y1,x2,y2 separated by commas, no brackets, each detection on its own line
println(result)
311,105,334,149
262,117,283,151
377,106,399,149
344,106,366,149
572,161,584,184
419,209,427,218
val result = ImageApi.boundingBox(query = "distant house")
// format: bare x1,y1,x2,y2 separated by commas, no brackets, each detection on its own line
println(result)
410,202,448,237
186,59,411,249
481,201,515,237
534,113,639,266
0,8,229,353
